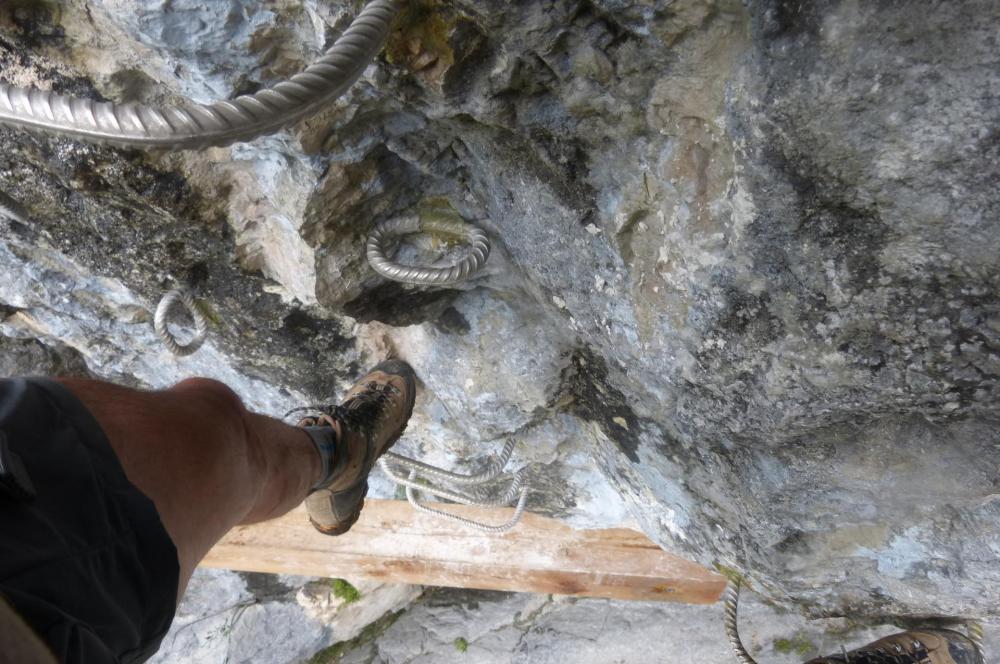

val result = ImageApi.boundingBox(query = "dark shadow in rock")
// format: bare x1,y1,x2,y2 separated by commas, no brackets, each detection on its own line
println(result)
343,282,463,326
239,571,296,603
421,587,515,609
0,336,91,378
561,349,644,464
434,306,470,335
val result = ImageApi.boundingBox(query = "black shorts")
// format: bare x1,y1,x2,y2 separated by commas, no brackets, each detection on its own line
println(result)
0,378,179,663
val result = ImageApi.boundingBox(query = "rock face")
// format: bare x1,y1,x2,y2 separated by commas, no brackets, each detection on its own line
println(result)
148,570,420,664
1,0,998,637
337,588,1000,664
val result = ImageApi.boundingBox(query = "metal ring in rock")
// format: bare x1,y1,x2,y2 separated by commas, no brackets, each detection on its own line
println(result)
154,290,208,356
366,216,491,286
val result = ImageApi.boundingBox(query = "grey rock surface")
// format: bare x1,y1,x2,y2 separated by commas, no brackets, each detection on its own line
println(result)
0,0,997,644
0,334,91,378
149,569,420,664
339,587,1000,664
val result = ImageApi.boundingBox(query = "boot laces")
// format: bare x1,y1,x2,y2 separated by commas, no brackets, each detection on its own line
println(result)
342,382,400,430
288,382,400,435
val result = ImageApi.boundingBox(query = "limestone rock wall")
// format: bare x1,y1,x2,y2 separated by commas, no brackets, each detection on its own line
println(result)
1,0,998,638
336,588,1000,664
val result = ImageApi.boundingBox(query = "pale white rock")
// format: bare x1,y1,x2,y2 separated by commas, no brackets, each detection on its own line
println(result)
299,580,423,644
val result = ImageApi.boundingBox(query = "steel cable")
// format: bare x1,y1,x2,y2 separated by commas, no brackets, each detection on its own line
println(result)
379,457,527,507
724,580,759,664
154,289,208,356
378,436,529,533
404,470,529,534
0,0,400,149
366,215,491,285
382,438,515,486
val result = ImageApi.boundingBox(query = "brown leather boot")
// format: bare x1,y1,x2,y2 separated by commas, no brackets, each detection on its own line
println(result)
805,628,983,664
295,359,416,535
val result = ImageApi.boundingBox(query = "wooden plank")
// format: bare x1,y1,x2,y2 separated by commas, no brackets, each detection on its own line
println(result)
201,499,726,604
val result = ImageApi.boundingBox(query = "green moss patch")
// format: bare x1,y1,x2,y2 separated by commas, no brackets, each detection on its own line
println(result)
773,635,817,657
713,563,750,589
385,0,456,75
307,609,404,663
329,578,361,604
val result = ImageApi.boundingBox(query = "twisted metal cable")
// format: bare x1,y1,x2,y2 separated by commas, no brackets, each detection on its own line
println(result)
154,289,207,356
378,437,529,532
724,580,759,664
383,438,515,486
366,215,491,285
0,0,400,149
405,470,529,534
391,466,524,509
380,457,527,507
967,621,985,662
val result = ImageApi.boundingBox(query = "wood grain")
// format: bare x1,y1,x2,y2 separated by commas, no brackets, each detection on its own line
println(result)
202,500,726,604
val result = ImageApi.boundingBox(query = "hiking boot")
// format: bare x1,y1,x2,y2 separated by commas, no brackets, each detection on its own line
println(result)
805,628,983,664
295,359,416,535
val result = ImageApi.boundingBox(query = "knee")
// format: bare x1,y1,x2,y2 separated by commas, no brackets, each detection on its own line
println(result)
168,378,259,474
170,378,247,425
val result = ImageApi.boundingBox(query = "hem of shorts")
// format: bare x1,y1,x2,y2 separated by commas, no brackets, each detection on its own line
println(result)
24,377,181,607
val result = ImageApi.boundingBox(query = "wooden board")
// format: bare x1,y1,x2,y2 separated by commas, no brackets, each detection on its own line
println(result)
202,500,726,604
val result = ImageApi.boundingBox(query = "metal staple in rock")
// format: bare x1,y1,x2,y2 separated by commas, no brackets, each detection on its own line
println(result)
366,215,491,285
0,0,400,149
154,290,208,356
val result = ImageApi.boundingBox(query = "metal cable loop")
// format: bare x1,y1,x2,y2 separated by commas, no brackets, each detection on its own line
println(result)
0,0,401,149
154,289,207,356
379,457,527,507
724,580,759,664
382,438,515,486
366,215,491,285
378,436,529,532
405,470,529,534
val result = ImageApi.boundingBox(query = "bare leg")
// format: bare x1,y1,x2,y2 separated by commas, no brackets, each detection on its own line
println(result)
56,377,330,599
